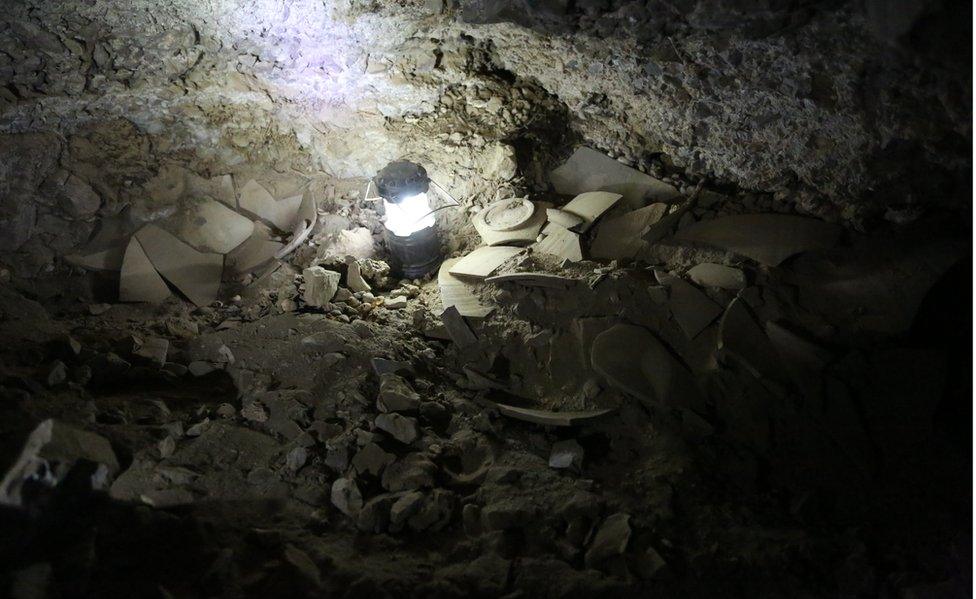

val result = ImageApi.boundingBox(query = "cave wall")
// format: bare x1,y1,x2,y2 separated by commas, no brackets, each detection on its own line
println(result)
0,0,969,283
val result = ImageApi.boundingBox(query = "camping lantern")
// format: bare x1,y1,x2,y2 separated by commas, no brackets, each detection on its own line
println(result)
374,161,443,278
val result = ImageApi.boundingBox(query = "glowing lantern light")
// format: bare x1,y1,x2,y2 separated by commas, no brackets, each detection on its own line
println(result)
373,161,444,278
382,192,436,237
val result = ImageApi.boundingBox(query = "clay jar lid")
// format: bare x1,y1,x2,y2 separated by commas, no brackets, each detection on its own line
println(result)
480,198,535,232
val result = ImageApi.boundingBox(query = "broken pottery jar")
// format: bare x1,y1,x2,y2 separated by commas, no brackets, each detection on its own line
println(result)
134,225,223,307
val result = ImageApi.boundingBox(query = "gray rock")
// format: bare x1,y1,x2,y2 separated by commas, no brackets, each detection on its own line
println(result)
187,361,215,377
584,513,632,567
351,442,395,477
162,362,188,377
286,446,308,472
45,360,67,387
549,439,584,470
408,489,455,532
481,499,535,531
377,373,420,413
357,493,399,533
635,546,669,580
185,419,211,437
330,477,363,517
687,263,747,290
216,345,235,364
370,357,413,377
462,503,482,536
132,336,169,367
381,453,436,492
385,296,408,309
390,491,425,532
303,267,341,307
60,174,101,217
0,419,120,508
351,320,373,338
0,196,35,253
325,441,351,472
375,413,419,444
158,435,176,458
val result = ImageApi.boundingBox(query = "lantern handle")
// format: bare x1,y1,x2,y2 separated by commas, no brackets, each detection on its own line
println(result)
409,177,462,224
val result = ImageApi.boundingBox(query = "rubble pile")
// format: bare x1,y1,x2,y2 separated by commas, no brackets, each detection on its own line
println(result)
0,144,969,597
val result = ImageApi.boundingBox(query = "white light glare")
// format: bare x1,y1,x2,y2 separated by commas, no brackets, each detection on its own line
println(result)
383,193,435,236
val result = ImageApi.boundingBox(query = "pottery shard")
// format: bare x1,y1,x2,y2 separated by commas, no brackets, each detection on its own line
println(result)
473,200,547,246
438,258,495,318
440,305,479,348
551,147,681,208
226,222,284,274
590,203,669,260
119,237,171,303
135,225,222,307
484,272,577,289
534,224,583,262
673,213,842,266
238,179,302,232
346,259,372,293
560,191,622,232
718,297,788,385
449,246,521,280
173,199,254,254
655,270,723,339
493,403,613,427
591,323,681,407
186,173,236,209
546,208,585,230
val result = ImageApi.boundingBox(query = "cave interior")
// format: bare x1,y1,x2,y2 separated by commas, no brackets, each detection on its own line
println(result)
0,0,972,597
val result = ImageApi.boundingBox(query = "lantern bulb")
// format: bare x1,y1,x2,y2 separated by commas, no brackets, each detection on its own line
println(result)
384,193,435,236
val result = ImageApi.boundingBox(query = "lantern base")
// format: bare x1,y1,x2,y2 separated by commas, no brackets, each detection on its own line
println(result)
385,225,442,279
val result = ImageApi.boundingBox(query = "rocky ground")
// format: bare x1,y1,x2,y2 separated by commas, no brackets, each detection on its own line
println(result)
0,169,970,597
